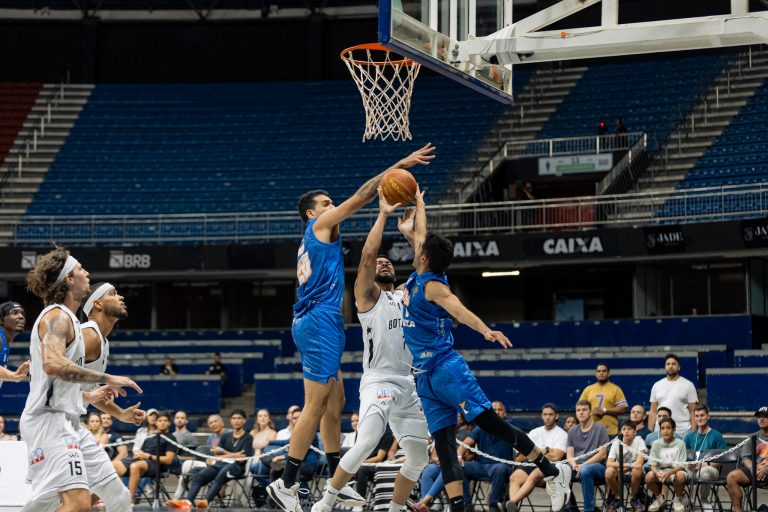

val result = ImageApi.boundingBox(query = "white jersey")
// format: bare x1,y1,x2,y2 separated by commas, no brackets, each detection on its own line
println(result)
23,304,86,421
81,320,109,393
357,289,412,378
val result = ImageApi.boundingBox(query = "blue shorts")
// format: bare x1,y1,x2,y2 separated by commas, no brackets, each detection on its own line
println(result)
416,351,491,433
292,305,345,383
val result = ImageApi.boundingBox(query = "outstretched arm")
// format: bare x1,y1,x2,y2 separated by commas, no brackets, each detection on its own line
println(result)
424,280,512,348
0,360,29,382
355,187,401,310
40,309,143,392
314,143,435,235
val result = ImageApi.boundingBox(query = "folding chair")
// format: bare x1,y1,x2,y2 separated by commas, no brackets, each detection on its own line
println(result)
690,448,738,512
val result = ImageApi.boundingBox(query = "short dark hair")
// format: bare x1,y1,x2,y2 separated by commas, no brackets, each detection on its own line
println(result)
376,254,394,265
542,402,558,414
694,404,709,414
575,399,592,409
297,190,330,222
620,420,637,430
157,411,171,421
658,406,672,416
596,362,610,371
659,417,676,430
664,353,680,364
423,232,453,274
231,409,247,418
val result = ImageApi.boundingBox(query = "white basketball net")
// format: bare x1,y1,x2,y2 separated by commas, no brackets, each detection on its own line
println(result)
341,44,421,142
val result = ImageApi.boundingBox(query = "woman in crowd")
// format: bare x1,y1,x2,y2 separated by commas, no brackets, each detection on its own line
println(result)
250,408,278,457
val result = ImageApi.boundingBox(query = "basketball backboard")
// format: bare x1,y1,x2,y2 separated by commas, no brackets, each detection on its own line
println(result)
378,0,515,103
380,0,768,105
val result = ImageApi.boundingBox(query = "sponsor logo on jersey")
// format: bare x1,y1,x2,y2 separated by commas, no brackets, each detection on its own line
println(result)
63,435,80,450
419,351,433,359
29,448,45,465
459,401,469,415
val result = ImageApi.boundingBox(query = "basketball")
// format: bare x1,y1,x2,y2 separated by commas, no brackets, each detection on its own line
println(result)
381,168,418,205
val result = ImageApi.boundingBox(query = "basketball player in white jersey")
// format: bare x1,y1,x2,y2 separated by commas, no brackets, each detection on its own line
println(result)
21,247,142,512
312,188,430,512
71,282,145,512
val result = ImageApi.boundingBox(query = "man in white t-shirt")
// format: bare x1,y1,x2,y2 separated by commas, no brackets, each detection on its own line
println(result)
277,408,302,441
504,403,568,512
647,353,698,434
605,420,647,512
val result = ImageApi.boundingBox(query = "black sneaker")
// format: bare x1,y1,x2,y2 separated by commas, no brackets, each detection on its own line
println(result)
631,497,646,512
504,501,518,512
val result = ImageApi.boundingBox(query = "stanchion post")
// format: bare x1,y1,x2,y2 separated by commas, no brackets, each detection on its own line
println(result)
751,432,758,512
618,443,625,512
153,433,161,509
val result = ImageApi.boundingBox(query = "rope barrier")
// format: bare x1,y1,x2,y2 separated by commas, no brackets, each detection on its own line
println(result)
457,432,754,468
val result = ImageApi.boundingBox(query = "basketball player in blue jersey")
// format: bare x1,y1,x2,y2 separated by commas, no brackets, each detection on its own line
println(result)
267,143,436,512
398,191,572,512
0,301,30,385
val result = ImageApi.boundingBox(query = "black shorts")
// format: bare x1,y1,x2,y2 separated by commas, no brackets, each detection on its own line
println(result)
513,465,537,476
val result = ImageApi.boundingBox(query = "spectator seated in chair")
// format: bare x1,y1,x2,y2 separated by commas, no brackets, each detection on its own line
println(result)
505,402,568,512
683,404,727,512
101,413,128,462
726,406,768,512
604,420,646,512
566,399,610,512
172,413,231,500
630,405,652,441
113,411,178,503
646,417,690,512
168,409,254,509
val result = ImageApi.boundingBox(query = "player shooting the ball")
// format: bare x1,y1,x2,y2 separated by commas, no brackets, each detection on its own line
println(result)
267,142,436,512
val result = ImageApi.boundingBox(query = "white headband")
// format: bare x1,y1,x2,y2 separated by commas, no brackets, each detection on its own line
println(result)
55,256,79,285
83,282,114,317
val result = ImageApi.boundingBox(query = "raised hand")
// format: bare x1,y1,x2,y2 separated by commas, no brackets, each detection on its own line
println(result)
14,361,30,380
120,402,146,426
106,374,143,394
397,208,415,238
398,143,436,169
484,330,512,348
377,186,401,216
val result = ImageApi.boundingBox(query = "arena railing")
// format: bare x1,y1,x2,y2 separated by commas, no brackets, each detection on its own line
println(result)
1,183,766,245
458,131,645,202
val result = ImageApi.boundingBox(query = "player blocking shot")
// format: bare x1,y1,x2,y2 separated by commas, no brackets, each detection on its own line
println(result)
312,187,430,512
266,143,436,512
398,192,572,512
19,248,142,512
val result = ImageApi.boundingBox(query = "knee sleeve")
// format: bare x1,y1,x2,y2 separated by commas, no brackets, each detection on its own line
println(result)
92,477,132,512
433,425,463,485
338,408,387,475
399,437,430,481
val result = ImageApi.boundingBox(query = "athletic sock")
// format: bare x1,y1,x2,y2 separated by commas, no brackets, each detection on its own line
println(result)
449,496,465,512
531,451,558,478
282,456,303,487
326,451,341,477
320,485,339,508
388,501,403,512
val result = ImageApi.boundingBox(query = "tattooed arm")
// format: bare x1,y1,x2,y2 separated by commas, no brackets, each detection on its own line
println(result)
40,309,142,392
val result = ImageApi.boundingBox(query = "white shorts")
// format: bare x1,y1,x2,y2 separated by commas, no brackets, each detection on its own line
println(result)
358,373,429,442
77,424,119,489
20,412,89,501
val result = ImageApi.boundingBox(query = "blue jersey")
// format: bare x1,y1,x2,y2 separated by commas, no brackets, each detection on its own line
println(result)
402,271,454,371
293,218,345,317
0,331,8,389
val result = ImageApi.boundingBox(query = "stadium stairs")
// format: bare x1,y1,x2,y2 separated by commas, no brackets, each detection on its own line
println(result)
636,45,768,193
445,63,586,201
0,84,92,243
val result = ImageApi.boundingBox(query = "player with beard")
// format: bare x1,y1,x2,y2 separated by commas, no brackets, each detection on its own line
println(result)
312,188,430,512
70,283,145,512
0,301,30,385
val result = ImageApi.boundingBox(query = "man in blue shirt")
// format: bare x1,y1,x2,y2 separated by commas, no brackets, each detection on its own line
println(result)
268,143,436,512
684,404,727,511
397,191,571,512
0,301,29,386
458,401,516,511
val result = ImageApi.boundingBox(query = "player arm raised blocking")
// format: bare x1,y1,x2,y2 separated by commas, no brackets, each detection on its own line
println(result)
355,187,402,309
313,143,435,237
40,308,142,392
0,360,29,382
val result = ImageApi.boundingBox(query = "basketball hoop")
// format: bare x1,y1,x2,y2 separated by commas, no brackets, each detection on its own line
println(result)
341,43,421,142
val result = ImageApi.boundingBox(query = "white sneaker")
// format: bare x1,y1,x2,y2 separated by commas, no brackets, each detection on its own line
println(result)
311,503,332,512
331,483,366,507
672,497,685,512
266,478,302,512
701,499,713,512
648,495,665,512
544,463,572,512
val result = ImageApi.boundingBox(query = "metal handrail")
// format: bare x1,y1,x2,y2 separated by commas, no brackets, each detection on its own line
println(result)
458,132,644,202
2,183,767,246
